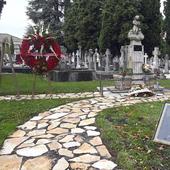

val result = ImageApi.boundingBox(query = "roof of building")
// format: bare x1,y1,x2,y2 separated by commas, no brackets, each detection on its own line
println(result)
0,33,22,44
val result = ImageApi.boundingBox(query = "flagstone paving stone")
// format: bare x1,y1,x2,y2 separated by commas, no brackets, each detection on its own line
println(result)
0,154,22,170
70,162,90,170
92,159,117,170
71,128,85,134
63,141,81,149
47,141,62,150
79,118,95,126
58,148,74,158
16,144,48,157
89,137,103,146
69,154,100,163
73,143,98,154
47,127,69,135
59,135,75,143
96,145,112,158
52,157,69,170
0,92,170,169
21,156,52,170
10,130,26,138
87,130,100,137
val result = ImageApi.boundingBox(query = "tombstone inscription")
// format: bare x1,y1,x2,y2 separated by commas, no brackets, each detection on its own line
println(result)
154,103,170,145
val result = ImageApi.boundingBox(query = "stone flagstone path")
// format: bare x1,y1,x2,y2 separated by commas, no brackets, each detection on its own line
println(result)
0,93,169,170
0,92,100,101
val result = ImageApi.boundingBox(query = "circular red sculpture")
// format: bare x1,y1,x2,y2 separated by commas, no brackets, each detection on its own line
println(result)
20,33,61,74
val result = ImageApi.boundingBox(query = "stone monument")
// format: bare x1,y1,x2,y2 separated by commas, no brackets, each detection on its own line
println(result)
164,54,169,73
88,49,93,70
105,49,111,72
127,15,145,84
152,47,160,70
76,50,81,69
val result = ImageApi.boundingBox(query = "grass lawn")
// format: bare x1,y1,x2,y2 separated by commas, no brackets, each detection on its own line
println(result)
159,79,170,89
0,73,113,95
96,101,170,170
0,98,79,147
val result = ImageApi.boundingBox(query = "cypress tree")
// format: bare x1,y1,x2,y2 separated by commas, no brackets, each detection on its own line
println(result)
63,0,102,51
26,0,64,43
99,0,140,55
0,0,6,16
140,0,162,56
164,0,170,54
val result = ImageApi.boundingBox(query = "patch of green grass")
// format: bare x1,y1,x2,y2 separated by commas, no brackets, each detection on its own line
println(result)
0,98,78,147
96,101,170,170
0,73,114,95
159,79,170,89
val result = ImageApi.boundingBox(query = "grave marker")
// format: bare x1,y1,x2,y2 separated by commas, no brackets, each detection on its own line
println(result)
154,103,170,145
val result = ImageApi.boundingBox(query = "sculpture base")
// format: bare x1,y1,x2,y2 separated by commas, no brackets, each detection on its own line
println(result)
132,74,155,86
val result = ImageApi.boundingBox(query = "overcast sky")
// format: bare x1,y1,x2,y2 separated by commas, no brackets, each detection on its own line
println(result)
0,0,166,39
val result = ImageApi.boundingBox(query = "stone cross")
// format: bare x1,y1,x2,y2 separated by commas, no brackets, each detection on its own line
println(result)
144,53,148,64
105,49,111,72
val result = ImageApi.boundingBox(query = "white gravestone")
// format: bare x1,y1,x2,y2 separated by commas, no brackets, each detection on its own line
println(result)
95,48,101,68
76,50,81,69
105,49,111,72
154,103,170,145
88,49,93,70
164,54,169,73
152,47,160,70
84,51,88,68
120,46,125,68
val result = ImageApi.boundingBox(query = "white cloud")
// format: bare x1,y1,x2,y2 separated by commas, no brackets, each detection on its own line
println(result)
0,0,30,38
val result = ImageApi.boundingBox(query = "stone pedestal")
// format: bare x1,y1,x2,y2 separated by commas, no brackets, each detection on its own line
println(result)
127,15,145,84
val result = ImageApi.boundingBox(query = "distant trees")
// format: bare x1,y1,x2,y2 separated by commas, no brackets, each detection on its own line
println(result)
140,0,162,56
98,0,140,55
164,0,170,55
26,0,163,55
26,0,66,43
63,0,101,51
0,0,6,16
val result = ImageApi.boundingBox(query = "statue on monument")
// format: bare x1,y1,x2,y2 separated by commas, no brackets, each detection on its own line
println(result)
132,15,141,34
128,15,144,42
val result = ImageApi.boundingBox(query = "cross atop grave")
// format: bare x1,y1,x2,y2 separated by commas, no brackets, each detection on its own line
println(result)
144,53,148,64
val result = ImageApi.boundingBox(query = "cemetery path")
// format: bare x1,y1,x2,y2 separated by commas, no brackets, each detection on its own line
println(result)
0,92,101,101
0,93,169,170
